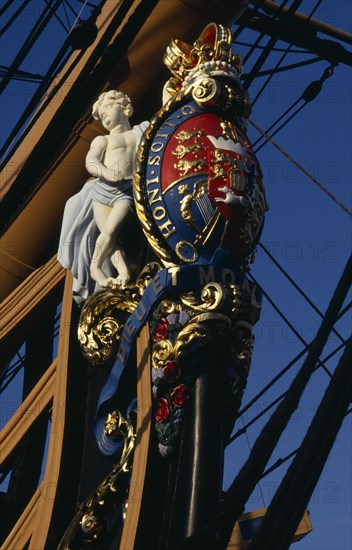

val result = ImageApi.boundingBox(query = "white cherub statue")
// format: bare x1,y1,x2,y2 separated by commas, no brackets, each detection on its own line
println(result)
87,90,139,288
58,91,148,302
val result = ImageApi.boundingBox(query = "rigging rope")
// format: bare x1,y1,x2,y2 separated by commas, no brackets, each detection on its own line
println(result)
248,272,334,377
228,340,346,446
232,0,285,69
251,0,326,105
63,0,79,18
249,118,352,216
0,66,44,83
0,0,65,95
0,0,31,38
237,339,346,422
0,0,15,17
243,0,304,89
216,255,352,550
70,0,89,27
75,0,97,7
252,96,300,147
260,448,299,479
249,337,352,550
234,300,351,424
253,63,336,148
62,0,71,27
0,44,75,163
244,55,323,78
240,416,267,507
232,0,264,42
235,40,309,53
0,362,23,394
0,350,25,394
0,0,104,163
259,243,347,344
43,0,70,33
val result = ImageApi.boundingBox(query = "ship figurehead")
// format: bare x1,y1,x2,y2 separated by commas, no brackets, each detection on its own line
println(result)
78,24,266,461
134,22,267,270
60,21,268,550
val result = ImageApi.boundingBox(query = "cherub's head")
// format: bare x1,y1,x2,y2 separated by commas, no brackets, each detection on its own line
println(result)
92,90,133,131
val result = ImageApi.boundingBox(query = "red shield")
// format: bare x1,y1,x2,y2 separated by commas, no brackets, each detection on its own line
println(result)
160,112,266,259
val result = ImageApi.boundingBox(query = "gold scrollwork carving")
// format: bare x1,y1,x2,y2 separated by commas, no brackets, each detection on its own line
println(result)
78,263,162,365
58,409,135,548
134,261,163,294
180,282,232,314
152,339,174,369
153,297,186,325
200,282,227,311
151,294,240,368
78,288,138,365
192,77,220,105
231,321,254,364
104,410,128,440
179,282,255,326
174,321,210,362
80,514,101,540
150,312,232,365
156,298,179,316
173,283,258,368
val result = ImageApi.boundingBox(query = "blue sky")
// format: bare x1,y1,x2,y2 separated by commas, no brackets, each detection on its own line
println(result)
1,1,351,549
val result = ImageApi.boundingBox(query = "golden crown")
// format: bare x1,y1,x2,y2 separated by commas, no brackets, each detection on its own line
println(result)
163,23,243,95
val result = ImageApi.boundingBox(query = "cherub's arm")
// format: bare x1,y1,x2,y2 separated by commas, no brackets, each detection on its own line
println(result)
85,136,123,182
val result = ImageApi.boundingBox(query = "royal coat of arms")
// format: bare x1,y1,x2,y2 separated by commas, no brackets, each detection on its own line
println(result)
134,23,267,269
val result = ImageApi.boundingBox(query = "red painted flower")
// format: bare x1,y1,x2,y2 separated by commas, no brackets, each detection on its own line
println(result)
155,397,170,422
171,384,188,408
153,318,169,341
163,360,181,381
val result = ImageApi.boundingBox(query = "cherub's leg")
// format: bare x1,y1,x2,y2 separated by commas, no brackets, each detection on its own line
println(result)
103,202,132,286
90,202,114,287
110,248,130,284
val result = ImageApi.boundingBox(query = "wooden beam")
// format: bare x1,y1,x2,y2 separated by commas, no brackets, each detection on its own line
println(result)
0,360,56,465
29,272,74,549
1,271,74,549
0,257,65,360
119,323,152,549
250,0,352,45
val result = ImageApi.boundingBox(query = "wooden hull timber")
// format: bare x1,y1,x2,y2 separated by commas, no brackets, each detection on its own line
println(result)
1,268,87,548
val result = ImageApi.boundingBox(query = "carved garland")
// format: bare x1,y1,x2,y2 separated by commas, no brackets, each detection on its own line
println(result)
149,281,258,455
